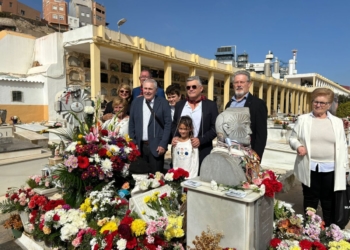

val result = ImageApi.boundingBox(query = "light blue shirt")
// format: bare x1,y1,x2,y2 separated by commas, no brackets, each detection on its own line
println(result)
229,93,249,108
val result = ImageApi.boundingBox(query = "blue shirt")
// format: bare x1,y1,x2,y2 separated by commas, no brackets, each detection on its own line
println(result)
229,93,249,108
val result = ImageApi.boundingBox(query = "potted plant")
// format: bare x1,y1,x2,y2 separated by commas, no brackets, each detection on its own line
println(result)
3,213,23,239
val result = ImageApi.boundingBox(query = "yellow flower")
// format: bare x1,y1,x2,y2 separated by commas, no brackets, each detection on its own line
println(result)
100,221,118,233
106,151,112,157
81,213,86,218
131,219,146,236
155,172,163,180
77,141,82,145
141,210,146,215
153,191,160,196
289,246,300,250
124,134,132,142
97,218,108,226
181,193,187,203
143,196,151,203
43,226,51,235
78,134,83,139
164,215,184,240
80,198,92,213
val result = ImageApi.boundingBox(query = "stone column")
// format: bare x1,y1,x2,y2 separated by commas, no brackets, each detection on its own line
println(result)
223,74,231,107
280,87,285,113
90,42,101,100
189,67,196,76
266,85,272,116
273,85,278,114
258,82,264,100
249,80,254,95
208,71,214,101
300,92,304,114
164,61,172,91
133,53,141,88
295,91,300,114
285,89,290,114
291,90,296,114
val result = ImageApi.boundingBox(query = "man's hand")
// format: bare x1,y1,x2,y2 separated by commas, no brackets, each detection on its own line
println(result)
172,137,179,147
102,113,114,122
191,138,200,148
297,146,307,156
157,146,166,155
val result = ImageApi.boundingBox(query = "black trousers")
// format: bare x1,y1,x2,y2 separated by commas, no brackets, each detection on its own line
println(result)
141,142,164,174
302,168,335,226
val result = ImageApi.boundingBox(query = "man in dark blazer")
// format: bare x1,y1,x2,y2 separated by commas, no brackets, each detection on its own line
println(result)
171,76,218,172
129,79,172,173
225,70,267,160
132,69,165,101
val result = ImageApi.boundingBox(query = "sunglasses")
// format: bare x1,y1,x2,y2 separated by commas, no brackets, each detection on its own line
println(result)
119,90,130,94
186,85,197,90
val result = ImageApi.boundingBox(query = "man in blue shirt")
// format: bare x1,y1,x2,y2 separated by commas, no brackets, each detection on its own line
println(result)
225,70,267,160
132,69,165,101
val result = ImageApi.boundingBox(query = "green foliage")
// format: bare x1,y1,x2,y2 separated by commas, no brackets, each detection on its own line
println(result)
54,167,85,208
0,199,18,214
338,95,350,104
336,101,350,118
26,179,37,189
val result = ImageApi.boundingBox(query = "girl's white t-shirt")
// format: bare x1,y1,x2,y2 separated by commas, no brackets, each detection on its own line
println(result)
172,139,199,179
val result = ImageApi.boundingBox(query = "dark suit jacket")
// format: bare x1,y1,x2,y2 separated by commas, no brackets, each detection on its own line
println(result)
129,96,172,157
132,87,165,101
225,93,267,159
172,99,218,166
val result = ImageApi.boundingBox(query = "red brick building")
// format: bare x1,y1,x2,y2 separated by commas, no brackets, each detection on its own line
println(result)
42,0,68,31
0,0,41,20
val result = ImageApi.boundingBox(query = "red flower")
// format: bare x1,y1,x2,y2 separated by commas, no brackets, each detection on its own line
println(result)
101,129,108,136
120,216,133,226
160,193,167,199
118,224,132,240
78,156,89,169
270,238,281,248
126,237,137,249
271,179,283,193
98,148,107,157
129,141,137,150
53,214,60,221
299,239,313,250
262,179,274,197
158,180,165,186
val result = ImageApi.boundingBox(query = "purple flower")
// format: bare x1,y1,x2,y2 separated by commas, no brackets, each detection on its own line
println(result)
62,204,71,210
81,171,90,180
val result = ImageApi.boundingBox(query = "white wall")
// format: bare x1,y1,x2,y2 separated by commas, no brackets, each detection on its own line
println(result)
0,80,44,105
0,33,35,75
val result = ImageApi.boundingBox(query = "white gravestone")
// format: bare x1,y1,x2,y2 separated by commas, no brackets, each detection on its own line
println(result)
183,180,273,250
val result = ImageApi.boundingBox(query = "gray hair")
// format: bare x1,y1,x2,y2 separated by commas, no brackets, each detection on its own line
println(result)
186,76,202,86
143,78,158,89
232,70,251,82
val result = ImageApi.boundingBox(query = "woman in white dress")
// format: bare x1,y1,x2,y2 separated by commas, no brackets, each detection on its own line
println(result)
102,96,129,136
172,116,199,179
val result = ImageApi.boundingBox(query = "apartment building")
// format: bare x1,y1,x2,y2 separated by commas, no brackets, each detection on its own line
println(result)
92,1,105,26
43,0,68,31
0,0,40,20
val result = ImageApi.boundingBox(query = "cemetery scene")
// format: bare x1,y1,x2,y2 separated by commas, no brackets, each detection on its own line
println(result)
1,1,350,250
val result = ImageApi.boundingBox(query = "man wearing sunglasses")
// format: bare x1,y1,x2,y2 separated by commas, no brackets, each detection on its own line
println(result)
171,76,218,172
132,69,166,101
225,70,267,160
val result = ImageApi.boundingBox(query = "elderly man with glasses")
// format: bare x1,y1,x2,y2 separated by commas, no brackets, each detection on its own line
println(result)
132,69,165,101
225,70,268,160
171,76,218,172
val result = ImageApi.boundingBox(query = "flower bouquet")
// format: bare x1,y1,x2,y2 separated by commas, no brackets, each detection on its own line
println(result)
10,115,19,124
3,213,23,239
26,175,56,189
0,187,35,213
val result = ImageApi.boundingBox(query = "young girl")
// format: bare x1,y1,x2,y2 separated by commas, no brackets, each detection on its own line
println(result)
172,116,199,179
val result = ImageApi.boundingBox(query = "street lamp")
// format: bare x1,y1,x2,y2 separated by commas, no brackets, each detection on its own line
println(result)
220,45,237,67
117,18,127,41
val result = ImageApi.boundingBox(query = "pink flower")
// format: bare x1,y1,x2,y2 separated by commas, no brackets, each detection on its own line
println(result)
147,235,155,244
242,182,250,189
85,132,98,143
72,236,82,247
252,177,262,186
45,181,50,187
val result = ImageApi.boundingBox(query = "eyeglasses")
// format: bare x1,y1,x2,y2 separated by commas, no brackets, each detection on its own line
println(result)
119,90,129,94
313,101,329,106
233,81,248,85
186,85,197,90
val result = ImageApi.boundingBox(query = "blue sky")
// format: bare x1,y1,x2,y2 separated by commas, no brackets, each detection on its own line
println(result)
22,0,350,85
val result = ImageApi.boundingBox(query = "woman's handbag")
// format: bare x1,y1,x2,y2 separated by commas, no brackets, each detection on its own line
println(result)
334,185,350,229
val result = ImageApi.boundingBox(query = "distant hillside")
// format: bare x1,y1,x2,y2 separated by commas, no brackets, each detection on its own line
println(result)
0,12,58,38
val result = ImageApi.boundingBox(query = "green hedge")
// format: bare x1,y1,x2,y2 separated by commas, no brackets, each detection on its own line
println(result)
336,102,350,118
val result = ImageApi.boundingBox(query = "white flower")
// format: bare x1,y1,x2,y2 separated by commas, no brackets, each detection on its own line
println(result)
210,180,218,191
164,173,174,181
84,106,95,114
139,179,150,190
124,147,131,154
101,158,112,173
93,154,101,163
259,184,266,195
117,239,127,250
65,142,77,152
150,179,160,188
60,224,79,241
108,145,120,155
155,172,164,180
